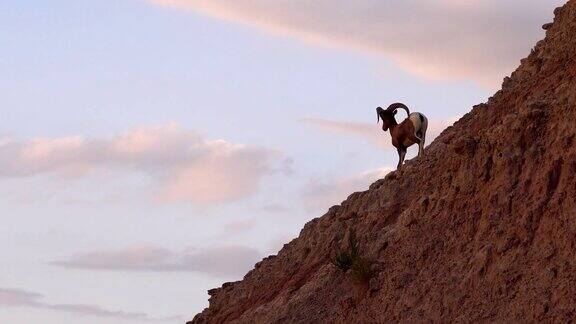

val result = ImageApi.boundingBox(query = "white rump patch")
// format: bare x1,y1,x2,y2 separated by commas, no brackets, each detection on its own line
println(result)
409,113,423,138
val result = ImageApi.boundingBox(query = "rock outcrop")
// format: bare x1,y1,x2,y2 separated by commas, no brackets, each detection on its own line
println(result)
190,1,576,322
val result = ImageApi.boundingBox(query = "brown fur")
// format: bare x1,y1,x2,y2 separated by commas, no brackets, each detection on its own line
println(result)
391,121,421,148
377,103,426,170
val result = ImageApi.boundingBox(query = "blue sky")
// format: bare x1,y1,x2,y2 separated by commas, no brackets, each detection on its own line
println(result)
0,0,563,323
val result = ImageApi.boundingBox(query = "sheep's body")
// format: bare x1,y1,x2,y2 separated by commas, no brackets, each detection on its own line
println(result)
377,103,428,169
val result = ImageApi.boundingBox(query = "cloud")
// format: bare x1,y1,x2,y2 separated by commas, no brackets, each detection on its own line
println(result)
303,167,394,212
0,287,178,322
52,245,262,278
223,218,258,234
0,288,42,307
260,203,290,213
0,124,279,204
300,118,386,147
300,116,457,148
148,0,564,86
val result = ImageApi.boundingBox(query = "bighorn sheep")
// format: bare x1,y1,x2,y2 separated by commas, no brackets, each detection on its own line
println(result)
377,103,428,170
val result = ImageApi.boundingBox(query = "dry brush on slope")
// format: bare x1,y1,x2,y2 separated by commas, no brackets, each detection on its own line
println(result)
190,1,576,322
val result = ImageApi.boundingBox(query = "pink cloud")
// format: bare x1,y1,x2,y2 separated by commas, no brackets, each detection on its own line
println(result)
0,124,279,204
300,118,386,146
260,203,290,213
0,288,42,307
52,244,262,278
223,219,258,234
52,245,173,271
157,141,275,203
0,287,178,322
148,0,563,86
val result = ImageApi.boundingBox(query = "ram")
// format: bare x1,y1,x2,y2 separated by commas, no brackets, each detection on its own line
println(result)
377,103,429,170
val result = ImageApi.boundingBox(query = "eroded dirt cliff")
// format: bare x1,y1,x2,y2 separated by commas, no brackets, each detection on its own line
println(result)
190,1,576,322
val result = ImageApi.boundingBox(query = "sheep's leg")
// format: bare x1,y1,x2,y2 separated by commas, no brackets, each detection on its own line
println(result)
417,114,428,157
397,146,406,170
418,135,425,156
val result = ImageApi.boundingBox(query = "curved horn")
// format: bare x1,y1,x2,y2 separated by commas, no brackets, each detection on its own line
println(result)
387,102,410,116
376,107,384,123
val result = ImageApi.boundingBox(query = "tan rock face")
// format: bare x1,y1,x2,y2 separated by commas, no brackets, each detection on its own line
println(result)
189,1,576,323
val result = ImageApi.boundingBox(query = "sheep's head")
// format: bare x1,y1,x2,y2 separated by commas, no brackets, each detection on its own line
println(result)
377,103,411,131
376,107,397,131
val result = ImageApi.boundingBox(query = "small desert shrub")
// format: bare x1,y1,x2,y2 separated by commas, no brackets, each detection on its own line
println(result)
331,230,376,284
331,230,359,271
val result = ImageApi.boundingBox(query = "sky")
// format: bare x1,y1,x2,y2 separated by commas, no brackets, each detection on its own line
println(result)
0,0,564,323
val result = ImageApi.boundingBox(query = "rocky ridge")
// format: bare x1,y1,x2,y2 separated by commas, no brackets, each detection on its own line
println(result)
190,1,576,322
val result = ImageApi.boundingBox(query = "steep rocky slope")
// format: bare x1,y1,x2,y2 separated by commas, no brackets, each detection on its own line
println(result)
190,1,576,322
